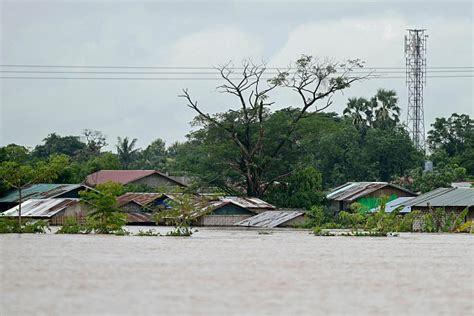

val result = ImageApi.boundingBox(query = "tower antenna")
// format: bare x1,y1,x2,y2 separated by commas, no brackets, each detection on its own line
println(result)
405,29,428,152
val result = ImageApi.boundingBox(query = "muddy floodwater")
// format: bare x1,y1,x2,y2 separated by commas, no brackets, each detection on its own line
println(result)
1,228,473,315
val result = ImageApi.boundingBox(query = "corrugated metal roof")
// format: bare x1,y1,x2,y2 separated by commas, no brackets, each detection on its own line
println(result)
125,211,153,223
0,184,88,203
1,198,79,218
326,182,414,202
234,210,304,228
84,170,186,187
404,187,474,208
219,196,275,209
117,193,163,207
370,197,414,214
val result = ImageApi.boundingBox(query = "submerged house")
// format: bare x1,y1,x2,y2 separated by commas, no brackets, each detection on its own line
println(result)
402,187,474,221
84,170,187,189
116,192,166,224
192,196,276,226
326,182,416,212
234,209,306,228
0,183,92,212
1,198,87,225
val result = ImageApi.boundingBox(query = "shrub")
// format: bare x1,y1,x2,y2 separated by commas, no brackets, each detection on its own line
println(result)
455,221,474,233
56,217,89,234
0,217,49,234
338,211,366,230
79,182,128,234
136,229,160,236
21,220,50,234
420,207,469,233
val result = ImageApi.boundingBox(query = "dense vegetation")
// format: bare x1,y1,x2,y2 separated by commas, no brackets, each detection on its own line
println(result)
0,99,472,209
0,55,472,211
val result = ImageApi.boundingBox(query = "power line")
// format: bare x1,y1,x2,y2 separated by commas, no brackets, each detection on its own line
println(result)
1,75,473,80
0,64,473,70
1,70,472,75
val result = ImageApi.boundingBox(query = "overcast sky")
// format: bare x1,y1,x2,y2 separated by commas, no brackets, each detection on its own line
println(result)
1,1,473,151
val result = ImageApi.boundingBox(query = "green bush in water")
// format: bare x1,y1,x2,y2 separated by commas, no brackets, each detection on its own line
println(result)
0,217,49,234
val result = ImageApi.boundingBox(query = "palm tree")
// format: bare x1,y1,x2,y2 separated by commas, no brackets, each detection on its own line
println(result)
373,89,401,129
343,97,372,129
116,137,139,169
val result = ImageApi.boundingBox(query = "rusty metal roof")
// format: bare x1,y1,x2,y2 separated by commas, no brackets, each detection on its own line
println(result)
125,211,153,223
1,198,79,218
117,193,164,207
234,210,304,228
403,187,474,208
84,170,187,187
0,184,90,204
326,182,414,202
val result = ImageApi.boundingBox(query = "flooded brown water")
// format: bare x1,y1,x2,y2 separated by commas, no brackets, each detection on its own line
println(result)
1,228,473,315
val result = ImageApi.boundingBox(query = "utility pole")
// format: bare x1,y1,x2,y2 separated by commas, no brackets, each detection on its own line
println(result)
405,29,428,152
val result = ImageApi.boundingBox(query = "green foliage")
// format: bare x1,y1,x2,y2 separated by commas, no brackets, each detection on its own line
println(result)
420,207,469,233
343,89,400,130
312,226,336,236
116,137,139,169
154,192,209,237
0,217,49,234
338,211,366,230
427,113,474,176
305,206,327,228
79,182,127,234
455,221,473,233
20,220,50,233
266,167,324,209
0,154,69,226
397,164,467,193
56,217,90,234
32,133,86,159
136,229,160,236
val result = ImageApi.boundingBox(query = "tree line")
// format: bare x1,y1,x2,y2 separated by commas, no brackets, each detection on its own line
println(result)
1,55,473,210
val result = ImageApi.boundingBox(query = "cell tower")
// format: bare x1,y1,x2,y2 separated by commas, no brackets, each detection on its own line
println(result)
405,29,428,152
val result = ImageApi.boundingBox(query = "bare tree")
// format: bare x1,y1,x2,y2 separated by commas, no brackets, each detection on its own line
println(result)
83,129,108,154
181,55,367,197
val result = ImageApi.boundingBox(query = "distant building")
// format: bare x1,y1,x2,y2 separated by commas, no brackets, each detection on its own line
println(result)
193,196,276,226
116,192,169,224
84,170,187,189
0,183,92,212
1,198,87,225
326,182,416,211
402,187,474,221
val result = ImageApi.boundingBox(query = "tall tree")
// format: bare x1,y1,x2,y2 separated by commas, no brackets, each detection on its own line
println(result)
136,138,167,170
427,113,474,175
83,129,108,155
181,55,366,197
372,89,400,129
343,97,371,129
427,113,473,156
116,137,139,169
32,133,86,159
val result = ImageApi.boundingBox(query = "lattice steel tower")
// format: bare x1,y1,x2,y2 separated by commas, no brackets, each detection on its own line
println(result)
405,29,428,151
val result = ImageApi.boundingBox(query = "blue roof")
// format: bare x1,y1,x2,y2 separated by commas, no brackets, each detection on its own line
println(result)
370,197,414,214
0,184,87,203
